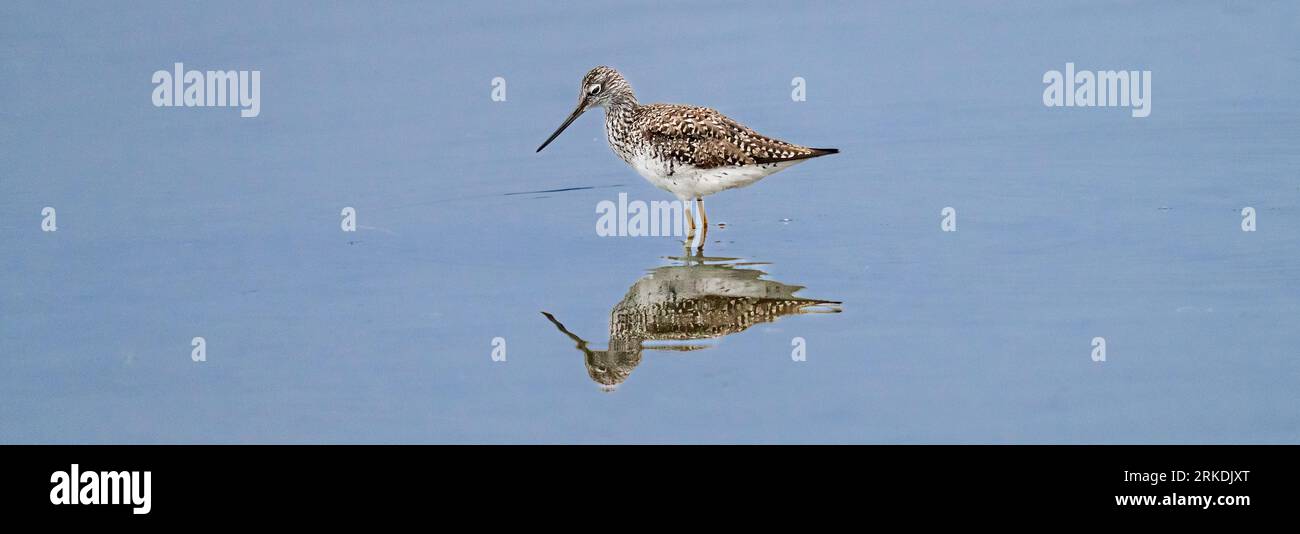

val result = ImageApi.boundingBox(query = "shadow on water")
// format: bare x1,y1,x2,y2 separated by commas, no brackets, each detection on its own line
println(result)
542,250,842,392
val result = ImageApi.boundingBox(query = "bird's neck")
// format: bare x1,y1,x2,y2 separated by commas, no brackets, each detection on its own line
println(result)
602,100,638,162
607,90,638,112
603,97,638,128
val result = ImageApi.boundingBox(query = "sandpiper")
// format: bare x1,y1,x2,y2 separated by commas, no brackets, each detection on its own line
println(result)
542,252,841,391
536,66,838,245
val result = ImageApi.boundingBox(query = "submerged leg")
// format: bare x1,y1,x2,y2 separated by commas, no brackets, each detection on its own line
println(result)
696,218,708,252
683,201,696,245
694,197,709,251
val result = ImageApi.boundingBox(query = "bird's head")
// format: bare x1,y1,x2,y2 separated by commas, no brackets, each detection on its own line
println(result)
537,66,635,152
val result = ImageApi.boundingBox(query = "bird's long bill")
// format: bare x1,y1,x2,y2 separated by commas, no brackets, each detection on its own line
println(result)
536,103,586,152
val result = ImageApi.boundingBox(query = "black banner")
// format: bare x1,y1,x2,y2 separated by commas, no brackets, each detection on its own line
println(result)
2,445,1291,521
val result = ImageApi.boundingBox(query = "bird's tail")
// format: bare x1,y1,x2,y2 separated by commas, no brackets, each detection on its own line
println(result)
756,147,840,164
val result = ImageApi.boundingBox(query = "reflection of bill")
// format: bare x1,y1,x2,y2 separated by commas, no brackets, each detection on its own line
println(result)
542,254,840,392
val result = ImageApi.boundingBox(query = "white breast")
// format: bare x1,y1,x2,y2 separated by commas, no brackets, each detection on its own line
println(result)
627,152,804,201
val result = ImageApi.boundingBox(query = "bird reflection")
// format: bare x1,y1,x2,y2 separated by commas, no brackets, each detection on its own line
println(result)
542,252,841,392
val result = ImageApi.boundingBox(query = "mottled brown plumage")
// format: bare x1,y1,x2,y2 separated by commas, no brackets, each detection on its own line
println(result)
542,255,841,391
635,103,837,169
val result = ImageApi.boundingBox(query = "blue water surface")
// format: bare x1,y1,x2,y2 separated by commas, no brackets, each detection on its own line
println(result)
1,1,1297,443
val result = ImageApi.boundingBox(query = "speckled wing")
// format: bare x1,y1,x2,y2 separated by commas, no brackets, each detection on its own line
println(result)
638,104,828,169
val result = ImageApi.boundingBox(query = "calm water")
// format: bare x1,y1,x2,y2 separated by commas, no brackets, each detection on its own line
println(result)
2,1,1298,443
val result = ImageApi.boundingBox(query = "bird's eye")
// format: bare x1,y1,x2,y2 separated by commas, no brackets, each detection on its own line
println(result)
588,84,602,96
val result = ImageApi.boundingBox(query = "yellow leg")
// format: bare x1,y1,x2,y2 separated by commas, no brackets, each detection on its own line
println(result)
694,198,709,251
683,201,696,247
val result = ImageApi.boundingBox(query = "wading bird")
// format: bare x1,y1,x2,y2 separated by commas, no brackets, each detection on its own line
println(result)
537,66,838,248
